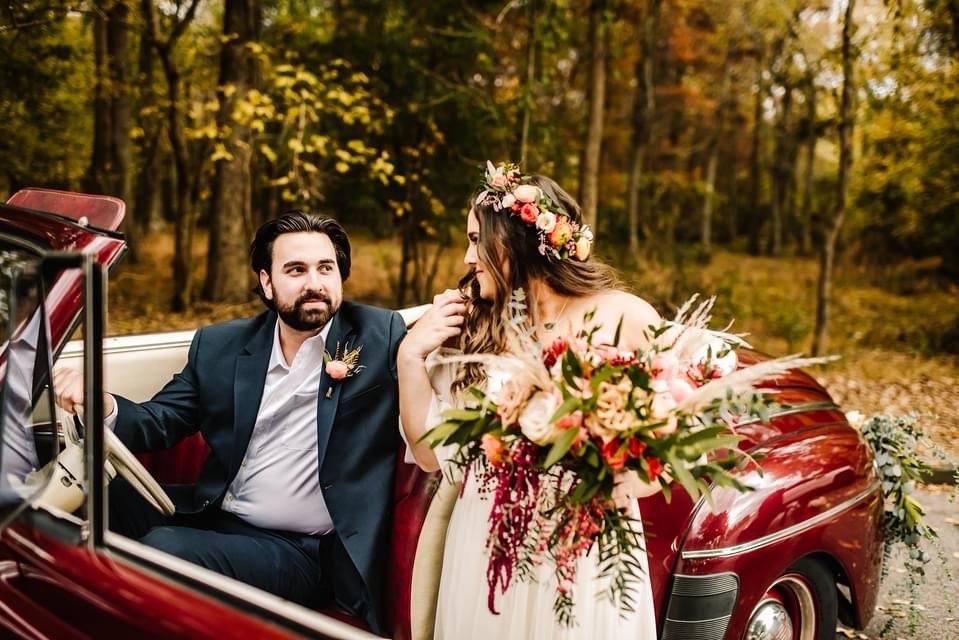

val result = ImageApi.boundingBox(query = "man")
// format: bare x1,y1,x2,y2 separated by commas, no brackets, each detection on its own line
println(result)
53,212,405,634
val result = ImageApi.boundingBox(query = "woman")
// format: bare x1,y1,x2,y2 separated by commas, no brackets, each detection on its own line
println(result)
398,164,661,639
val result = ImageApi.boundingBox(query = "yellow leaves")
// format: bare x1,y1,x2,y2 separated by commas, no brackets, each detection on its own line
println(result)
430,197,445,216
220,84,237,99
130,126,145,140
347,139,368,154
334,149,352,162
335,162,350,174
259,144,277,164
288,138,305,153
211,143,234,163
393,175,407,186
301,161,319,174
388,199,413,218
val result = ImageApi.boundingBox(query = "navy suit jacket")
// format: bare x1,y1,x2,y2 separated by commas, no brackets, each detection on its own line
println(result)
113,302,406,633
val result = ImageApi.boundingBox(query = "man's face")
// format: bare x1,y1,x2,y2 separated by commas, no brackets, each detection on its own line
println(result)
259,232,343,332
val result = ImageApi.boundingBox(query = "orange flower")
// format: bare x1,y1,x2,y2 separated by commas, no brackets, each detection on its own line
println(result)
481,433,508,466
548,217,573,248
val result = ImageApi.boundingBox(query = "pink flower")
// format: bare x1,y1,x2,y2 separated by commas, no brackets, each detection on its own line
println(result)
556,410,583,431
491,174,508,188
667,378,695,404
325,360,349,380
513,184,540,203
651,352,680,381
518,203,539,224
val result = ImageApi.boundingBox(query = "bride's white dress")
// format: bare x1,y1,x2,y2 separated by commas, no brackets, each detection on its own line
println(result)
421,349,657,640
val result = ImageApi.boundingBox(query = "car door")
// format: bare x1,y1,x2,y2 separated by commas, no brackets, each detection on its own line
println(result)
0,194,379,640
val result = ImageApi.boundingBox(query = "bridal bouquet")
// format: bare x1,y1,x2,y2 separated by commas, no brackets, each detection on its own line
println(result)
424,294,826,624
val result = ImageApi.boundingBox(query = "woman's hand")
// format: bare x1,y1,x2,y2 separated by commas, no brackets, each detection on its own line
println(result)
612,469,662,510
399,289,466,362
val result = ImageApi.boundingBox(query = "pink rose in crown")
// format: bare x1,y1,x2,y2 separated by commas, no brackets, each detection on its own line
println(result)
490,174,508,188
513,184,540,203
325,360,350,380
519,203,539,224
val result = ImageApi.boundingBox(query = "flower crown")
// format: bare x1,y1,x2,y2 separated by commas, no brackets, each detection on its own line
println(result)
473,161,593,262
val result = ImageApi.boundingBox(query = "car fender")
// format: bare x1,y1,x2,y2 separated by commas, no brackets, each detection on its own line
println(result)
660,421,884,640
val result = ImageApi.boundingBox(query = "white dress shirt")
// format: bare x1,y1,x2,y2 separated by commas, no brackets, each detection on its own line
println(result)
220,320,334,535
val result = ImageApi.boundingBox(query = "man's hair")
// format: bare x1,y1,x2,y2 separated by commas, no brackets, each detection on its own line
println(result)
249,210,352,307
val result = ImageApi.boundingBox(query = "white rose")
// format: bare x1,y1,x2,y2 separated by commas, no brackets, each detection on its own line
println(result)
580,224,594,241
518,391,562,445
536,211,557,233
501,193,516,208
649,379,677,420
513,184,541,203
691,336,738,377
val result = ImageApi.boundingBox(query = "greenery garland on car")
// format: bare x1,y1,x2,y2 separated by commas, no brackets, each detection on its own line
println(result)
847,412,954,635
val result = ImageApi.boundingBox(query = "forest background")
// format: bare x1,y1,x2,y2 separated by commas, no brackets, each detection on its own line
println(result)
1,0,957,464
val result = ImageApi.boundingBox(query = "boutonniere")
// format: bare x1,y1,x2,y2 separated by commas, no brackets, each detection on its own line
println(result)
324,342,364,396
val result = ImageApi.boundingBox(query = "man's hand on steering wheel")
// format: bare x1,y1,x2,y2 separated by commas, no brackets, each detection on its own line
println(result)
52,365,115,417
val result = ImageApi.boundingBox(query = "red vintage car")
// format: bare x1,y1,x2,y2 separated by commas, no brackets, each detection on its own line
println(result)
0,189,883,640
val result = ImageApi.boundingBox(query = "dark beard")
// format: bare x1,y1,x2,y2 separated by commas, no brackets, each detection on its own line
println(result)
275,291,338,331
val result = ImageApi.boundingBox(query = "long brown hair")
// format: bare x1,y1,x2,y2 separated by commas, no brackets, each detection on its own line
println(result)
455,175,621,390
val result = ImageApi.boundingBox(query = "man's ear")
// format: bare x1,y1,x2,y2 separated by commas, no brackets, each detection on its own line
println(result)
259,269,273,301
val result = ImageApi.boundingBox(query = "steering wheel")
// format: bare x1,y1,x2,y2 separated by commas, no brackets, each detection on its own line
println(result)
38,408,174,517
104,424,175,516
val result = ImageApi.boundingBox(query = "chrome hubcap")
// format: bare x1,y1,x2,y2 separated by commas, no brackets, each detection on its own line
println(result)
747,574,817,640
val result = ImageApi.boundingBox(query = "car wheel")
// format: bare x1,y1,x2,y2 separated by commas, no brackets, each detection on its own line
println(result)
745,557,837,640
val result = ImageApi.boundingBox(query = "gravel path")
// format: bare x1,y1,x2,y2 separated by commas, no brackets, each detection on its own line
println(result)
839,484,959,639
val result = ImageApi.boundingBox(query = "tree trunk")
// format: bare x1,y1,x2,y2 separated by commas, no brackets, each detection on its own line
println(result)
747,36,765,255
107,0,133,245
813,0,856,356
701,61,732,259
626,0,661,262
89,3,111,195
134,0,162,238
799,70,816,255
579,0,607,233
143,0,202,311
204,0,260,303
769,82,792,256
517,0,537,167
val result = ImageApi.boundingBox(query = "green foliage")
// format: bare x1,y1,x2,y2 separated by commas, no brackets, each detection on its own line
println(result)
0,8,92,192
856,413,954,635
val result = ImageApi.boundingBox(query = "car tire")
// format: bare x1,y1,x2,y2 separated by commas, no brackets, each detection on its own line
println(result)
749,557,838,640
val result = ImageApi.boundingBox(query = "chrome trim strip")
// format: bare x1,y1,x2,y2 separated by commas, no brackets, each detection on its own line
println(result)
105,532,382,639
61,330,197,357
665,614,732,624
732,401,841,427
681,480,881,560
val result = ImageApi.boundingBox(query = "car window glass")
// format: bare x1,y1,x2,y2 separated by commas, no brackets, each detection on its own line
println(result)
0,247,58,528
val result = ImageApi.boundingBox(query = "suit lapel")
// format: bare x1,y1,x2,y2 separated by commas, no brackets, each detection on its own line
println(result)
316,309,355,473
231,313,276,476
